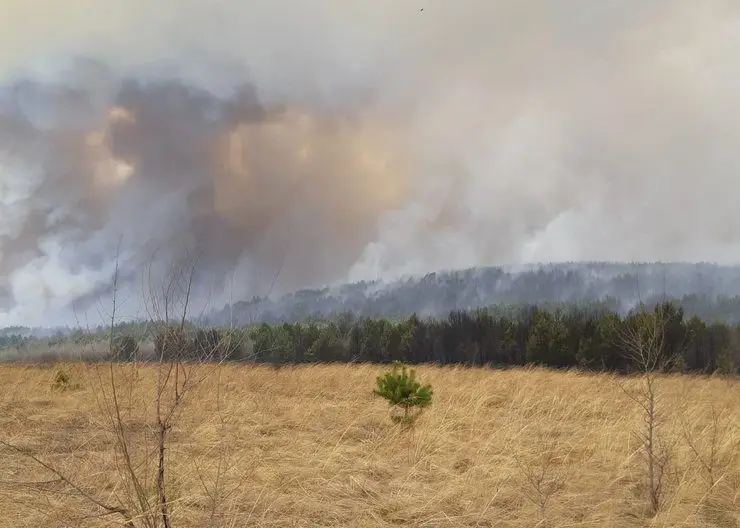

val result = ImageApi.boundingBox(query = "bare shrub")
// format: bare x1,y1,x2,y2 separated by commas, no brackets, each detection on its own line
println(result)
616,306,678,516
512,427,572,522
681,404,738,493
2,248,240,527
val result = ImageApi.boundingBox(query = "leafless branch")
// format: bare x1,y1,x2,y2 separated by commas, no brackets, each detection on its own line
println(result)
0,439,136,527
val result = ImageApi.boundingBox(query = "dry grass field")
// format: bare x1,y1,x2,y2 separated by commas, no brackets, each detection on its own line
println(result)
0,363,738,527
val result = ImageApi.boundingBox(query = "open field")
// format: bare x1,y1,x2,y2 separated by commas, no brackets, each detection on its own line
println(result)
0,363,738,527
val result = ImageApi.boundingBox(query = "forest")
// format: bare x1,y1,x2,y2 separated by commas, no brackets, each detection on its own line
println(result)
3,262,740,373
233,301,737,373
206,262,740,325
3,299,735,375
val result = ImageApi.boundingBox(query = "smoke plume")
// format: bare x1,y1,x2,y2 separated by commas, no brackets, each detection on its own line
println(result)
1,0,740,326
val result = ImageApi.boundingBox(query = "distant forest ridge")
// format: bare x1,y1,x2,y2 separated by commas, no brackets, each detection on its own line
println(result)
205,262,740,326
6,262,740,337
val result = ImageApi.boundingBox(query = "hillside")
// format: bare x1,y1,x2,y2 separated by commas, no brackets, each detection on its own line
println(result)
6,262,740,343
207,262,740,325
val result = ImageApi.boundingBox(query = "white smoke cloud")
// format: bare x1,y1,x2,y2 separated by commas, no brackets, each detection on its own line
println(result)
2,0,740,326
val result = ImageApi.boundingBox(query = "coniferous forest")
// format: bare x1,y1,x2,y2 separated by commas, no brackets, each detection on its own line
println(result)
2,263,740,374
207,262,740,326
4,299,731,375
240,301,737,374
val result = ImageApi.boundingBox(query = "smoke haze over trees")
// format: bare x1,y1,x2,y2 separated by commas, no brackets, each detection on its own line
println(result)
8,262,740,334
207,262,740,326
3,1,740,327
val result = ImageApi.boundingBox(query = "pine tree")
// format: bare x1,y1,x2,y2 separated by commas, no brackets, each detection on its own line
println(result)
373,361,433,425
112,335,139,362
716,347,735,377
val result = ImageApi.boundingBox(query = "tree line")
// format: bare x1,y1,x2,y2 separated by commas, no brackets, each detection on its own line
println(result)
245,303,734,373
3,299,739,374
189,301,736,374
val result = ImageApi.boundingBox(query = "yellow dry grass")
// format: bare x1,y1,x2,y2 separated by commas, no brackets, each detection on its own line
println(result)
0,363,738,527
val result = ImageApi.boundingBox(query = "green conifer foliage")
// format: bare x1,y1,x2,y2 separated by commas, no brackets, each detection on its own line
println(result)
373,361,433,425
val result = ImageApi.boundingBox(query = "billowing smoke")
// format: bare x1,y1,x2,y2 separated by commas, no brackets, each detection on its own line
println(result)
2,0,740,326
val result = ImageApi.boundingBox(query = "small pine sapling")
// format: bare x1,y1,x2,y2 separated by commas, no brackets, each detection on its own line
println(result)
51,368,81,391
373,361,433,425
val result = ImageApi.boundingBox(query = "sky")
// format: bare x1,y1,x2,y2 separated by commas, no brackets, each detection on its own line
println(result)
1,0,740,326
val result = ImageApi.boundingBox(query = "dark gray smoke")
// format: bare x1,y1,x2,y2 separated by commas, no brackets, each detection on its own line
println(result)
0,57,411,325
2,0,740,326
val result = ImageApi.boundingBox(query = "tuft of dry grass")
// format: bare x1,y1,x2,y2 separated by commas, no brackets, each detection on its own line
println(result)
0,363,738,527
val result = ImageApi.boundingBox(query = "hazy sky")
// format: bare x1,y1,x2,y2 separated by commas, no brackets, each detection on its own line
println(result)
1,0,740,326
